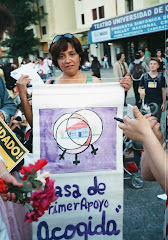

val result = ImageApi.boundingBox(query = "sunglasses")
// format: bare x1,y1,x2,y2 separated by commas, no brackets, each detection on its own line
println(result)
50,33,74,49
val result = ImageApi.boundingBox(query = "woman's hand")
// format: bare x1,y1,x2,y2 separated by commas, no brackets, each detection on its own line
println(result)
17,75,31,99
120,73,132,91
1,174,23,202
0,161,23,202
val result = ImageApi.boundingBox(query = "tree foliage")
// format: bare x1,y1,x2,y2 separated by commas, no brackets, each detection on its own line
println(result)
0,0,45,59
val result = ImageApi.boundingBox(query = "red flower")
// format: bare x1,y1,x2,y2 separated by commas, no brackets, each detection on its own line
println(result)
3,159,57,223
24,209,45,223
0,178,8,193
29,178,57,212
19,159,48,180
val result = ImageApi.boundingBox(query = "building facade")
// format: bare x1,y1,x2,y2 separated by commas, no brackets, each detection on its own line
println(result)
28,0,168,65
88,0,168,66
34,0,76,59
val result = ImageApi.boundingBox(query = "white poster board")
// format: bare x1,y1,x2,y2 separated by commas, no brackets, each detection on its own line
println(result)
32,82,124,240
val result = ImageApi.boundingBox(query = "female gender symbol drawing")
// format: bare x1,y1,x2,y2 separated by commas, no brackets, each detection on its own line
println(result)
53,109,103,165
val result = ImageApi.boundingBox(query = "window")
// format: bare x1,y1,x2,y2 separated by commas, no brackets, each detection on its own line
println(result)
42,26,46,35
92,8,97,20
99,6,104,19
40,6,45,15
125,0,133,12
81,14,85,24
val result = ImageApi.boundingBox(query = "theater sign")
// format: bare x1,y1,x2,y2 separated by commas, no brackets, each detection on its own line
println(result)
89,3,168,44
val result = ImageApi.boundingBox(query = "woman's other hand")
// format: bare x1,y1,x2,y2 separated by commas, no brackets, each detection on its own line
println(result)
17,75,31,99
120,73,132,91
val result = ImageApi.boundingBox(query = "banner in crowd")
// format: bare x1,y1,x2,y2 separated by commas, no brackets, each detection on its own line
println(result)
32,83,124,240
0,117,28,171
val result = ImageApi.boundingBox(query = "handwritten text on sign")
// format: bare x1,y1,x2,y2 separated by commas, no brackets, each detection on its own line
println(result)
37,176,121,240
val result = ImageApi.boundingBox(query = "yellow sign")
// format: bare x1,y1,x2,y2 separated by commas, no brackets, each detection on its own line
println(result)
0,118,29,172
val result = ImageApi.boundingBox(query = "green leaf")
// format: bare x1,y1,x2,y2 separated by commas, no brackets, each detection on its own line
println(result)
8,181,32,194
31,179,42,188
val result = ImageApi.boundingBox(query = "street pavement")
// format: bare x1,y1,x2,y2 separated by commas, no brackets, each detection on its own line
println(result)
52,67,167,240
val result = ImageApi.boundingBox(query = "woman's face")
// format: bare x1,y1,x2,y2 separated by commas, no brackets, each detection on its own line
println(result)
57,43,81,76
121,54,125,61
156,51,162,57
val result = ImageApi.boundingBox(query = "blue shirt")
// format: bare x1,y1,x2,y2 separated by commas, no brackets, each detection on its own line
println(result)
0,77,17,122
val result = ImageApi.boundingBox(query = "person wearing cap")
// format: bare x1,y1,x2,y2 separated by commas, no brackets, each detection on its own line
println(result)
128,52,149,108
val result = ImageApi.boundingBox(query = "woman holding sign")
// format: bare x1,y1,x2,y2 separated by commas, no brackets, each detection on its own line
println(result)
17,34,132,127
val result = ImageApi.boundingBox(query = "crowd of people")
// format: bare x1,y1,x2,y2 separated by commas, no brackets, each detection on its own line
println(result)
0,3,168,240
113,47,167,123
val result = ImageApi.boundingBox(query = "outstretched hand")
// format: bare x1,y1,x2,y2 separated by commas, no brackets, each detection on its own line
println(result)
118,106,153,143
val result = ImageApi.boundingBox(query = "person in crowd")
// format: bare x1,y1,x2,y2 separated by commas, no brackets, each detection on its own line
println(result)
138,47,150,67
33,59,39,72
51,60,56,76
113,52,129,106
2,61,16,91
44,56,51,79
118,106,168,239
81,60,91,71
89,54,94,64
91,56,101,79
12,62,18,70
103,54,109,69
145,47,151,59
20,59,27,66
0,5,32,240
0,64,16,122
38,57,47,81
156,49,166,74
128,52,149,108
138,58,166,122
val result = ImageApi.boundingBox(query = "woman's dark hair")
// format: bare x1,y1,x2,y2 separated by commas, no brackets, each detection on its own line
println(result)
0,5,15,33
21,59,28,64
93,56,98,61
49,35,84,70
39,57,44,61
156,49,162,53
116,52,124,61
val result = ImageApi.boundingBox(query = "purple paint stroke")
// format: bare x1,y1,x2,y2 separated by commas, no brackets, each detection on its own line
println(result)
39,107,117,174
